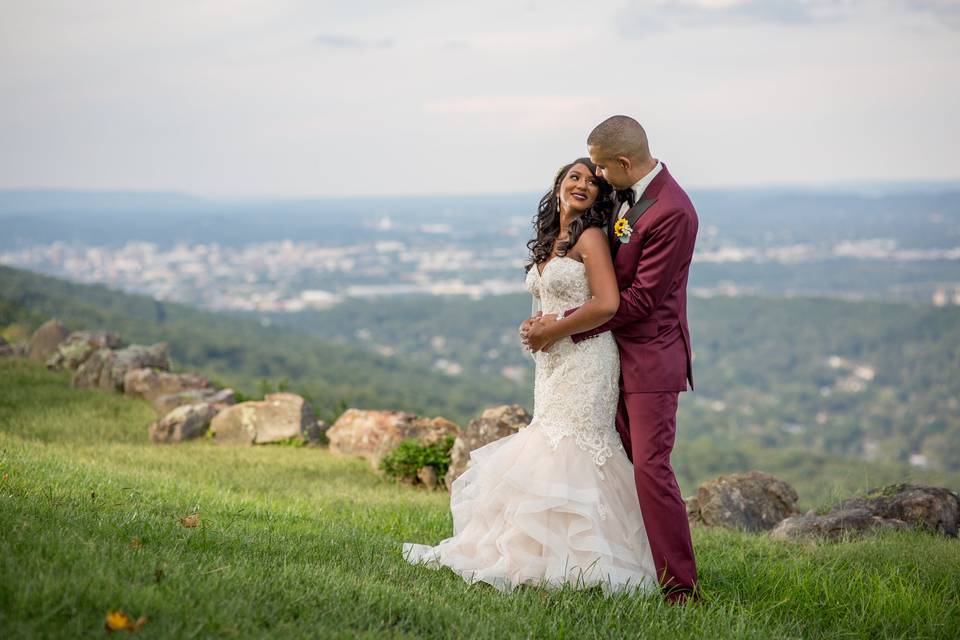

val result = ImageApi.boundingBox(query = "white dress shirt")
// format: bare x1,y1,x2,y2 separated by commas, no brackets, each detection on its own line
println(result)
618,160,662,219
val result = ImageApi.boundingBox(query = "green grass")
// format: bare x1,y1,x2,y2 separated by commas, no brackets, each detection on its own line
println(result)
1,358,958,639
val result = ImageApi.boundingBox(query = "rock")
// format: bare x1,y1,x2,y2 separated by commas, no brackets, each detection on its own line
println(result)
71,348,113,389
687,471,800,532
770,508,911,541
771,484,960,541
152,387,236,416
445,404,531,487
0,336,16,358
327,409,460,471
71,343,170,391
417,466,439,490
27,319,70,362
209,392,320,445
123,367,213,403
46,330,122,371
149,403,218,443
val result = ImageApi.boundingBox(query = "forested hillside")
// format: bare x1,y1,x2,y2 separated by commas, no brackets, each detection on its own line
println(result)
0,265,525,424
252,293,960,472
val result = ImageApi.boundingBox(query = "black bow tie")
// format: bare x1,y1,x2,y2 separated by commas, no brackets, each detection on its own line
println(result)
616,188,636,208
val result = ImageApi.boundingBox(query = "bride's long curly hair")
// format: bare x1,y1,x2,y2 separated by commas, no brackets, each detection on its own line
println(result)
525,157,614,273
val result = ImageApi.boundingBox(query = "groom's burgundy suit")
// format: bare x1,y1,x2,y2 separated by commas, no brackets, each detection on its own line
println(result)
562,163,698,596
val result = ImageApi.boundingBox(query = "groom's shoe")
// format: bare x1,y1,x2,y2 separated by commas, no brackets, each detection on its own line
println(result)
663,586,702,606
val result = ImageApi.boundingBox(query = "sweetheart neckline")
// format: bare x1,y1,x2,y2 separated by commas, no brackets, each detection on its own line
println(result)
534,255,585,278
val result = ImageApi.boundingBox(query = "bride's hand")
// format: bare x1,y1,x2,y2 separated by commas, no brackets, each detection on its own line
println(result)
526,314,559,352
519,311,543,348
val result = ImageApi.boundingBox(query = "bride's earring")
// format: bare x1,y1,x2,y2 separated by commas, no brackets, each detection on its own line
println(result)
556,195,561,213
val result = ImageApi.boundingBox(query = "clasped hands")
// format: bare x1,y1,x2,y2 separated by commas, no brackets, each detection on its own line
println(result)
519,311,561,353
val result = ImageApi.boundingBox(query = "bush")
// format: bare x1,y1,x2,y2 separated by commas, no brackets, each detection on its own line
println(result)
379,436,455,484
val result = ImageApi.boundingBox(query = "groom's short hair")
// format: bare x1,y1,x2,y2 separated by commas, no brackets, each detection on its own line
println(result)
588,115,651,162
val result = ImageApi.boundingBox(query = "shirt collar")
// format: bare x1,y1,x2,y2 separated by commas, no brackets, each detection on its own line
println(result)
630,160,662,201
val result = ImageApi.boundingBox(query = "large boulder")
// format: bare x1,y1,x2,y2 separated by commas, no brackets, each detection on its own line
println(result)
72,343,170,391
27,319,70,362
123,367,213,403
327,409,460,471
149,403,218,443
46,330,123,371
445,404,531,487
687,471,800,532
771,484,960,541
152,387,236,416
209,392,322,445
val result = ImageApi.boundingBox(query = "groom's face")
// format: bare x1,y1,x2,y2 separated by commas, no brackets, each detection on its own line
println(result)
588,144,631,190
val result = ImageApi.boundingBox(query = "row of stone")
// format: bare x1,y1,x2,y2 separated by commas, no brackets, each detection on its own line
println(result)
6,319,324,444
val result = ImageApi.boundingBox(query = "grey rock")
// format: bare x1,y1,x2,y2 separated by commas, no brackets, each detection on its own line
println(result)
46,331,122,371
28,319,70,362
210,392,320,445
687,471,800,532
152,387,236,416
72,343,170,391
123,367,212,403
445,404,530,487
149,403,218,443
771,484,960,541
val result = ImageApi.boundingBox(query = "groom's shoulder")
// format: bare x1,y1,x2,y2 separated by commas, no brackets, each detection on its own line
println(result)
658,172,697,216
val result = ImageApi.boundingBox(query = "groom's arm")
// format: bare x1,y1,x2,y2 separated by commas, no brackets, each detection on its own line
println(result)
564,207,697,343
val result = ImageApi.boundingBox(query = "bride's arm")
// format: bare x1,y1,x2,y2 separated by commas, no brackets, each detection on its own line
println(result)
525,228,619,350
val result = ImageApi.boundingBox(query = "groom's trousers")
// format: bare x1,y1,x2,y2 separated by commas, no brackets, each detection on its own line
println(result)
616,391,698,594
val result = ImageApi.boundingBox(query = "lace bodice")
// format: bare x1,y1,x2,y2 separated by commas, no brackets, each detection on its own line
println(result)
524,257,624,466
525,256,592,315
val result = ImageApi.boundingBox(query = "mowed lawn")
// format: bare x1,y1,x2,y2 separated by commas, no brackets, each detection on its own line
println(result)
1,358,958,639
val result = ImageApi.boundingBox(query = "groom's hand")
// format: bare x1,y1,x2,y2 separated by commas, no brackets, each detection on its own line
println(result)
526,314,559,352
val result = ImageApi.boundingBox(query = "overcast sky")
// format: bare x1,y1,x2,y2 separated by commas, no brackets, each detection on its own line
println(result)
1,0,958,197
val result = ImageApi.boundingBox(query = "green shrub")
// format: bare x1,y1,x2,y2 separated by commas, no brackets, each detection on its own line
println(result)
379,436,455,484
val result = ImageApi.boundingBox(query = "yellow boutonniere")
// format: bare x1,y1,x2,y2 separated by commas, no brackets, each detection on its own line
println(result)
613,218,633,243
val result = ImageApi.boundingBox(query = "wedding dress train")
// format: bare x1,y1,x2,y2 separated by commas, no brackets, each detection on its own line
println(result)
402,257,658,595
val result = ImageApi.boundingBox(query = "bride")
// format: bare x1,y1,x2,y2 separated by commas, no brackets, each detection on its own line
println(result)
402,158,658,595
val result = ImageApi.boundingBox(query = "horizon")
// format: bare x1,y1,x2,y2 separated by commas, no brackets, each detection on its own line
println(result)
3,177,960,204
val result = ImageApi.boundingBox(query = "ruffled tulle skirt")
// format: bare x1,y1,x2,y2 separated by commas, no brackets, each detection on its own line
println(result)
402,423,658,596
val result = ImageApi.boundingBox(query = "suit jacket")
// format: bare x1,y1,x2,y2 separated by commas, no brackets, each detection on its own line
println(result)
564,163,697,392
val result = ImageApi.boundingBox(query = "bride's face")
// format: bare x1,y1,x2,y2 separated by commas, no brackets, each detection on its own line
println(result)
558,163,600,215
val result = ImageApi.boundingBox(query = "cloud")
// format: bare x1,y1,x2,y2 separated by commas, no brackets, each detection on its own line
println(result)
313,34,395,50
906,0,960,27
615,0,960,32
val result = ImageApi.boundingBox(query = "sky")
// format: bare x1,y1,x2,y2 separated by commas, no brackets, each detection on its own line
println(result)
1,0,959,197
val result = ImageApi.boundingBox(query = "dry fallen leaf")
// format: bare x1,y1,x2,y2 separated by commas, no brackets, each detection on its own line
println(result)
130,537,142,549
105,610,146,633
1,473,8,481
179,513,200,528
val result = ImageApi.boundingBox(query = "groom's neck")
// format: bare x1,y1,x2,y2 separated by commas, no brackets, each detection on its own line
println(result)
627,157,659,186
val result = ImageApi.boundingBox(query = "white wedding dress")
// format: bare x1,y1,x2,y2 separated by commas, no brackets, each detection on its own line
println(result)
402,256,658,595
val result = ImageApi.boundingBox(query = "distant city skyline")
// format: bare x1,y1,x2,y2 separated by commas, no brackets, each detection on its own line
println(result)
2,0,959,197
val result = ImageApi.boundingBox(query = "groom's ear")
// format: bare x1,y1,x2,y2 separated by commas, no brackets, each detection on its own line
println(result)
617,155,632,171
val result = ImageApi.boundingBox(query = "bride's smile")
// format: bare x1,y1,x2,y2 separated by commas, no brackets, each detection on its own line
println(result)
559,163,600,214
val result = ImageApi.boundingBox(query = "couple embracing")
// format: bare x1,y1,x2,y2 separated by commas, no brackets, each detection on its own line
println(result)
403,115,699,605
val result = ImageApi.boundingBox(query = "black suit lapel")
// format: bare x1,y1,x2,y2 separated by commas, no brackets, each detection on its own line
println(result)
626,198,657,228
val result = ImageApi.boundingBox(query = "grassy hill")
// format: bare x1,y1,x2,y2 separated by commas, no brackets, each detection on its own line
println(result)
2,357,959,638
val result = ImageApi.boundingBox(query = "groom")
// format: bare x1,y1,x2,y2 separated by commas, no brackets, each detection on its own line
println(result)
522,115,699,603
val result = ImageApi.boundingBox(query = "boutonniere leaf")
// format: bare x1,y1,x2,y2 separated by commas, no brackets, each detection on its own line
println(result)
613,218,633,243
